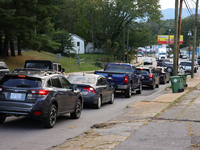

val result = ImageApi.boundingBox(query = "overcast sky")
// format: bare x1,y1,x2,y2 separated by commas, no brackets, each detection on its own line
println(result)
159,0,196,10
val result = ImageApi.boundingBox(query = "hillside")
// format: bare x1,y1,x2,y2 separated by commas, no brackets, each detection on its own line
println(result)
2,51,106,73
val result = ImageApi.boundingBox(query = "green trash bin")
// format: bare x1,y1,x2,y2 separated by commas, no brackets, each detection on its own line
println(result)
170,76,184,93
178,74,187,87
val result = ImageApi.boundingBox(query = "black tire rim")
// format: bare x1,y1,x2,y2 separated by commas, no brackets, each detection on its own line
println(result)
49,107,57,127
76,100,82,118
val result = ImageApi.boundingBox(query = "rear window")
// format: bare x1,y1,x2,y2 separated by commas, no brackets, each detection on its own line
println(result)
0,76,42,87
105,65,132,73
25,62,50,69
68,75,96,84
136,69,149,75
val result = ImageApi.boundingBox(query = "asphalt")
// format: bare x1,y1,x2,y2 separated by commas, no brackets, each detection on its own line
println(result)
49,74,200,150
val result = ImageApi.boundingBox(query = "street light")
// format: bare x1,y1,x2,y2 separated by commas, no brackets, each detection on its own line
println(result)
188,30,192,58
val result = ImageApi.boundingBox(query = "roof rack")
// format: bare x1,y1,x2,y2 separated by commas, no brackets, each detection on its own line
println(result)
11,68,60,76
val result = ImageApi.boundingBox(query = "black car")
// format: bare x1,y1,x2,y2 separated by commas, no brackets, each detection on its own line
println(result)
136,67,160,89
153,67,170,84
0,61,10,79
67,74,115,109
157,62,174,76
0,69,83,128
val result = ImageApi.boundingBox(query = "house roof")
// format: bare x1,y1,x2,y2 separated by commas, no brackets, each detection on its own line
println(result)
69,33,86,41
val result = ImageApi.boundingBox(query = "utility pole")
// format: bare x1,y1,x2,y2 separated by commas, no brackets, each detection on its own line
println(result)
123,23,125,63
177,0,183,67
173,0,179,76
191,0,199,78
127,28,129,63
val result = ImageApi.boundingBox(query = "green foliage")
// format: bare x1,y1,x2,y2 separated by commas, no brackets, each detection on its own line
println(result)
51,30,75,55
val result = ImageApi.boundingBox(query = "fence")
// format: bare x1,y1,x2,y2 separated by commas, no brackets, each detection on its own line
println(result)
75,56,85,66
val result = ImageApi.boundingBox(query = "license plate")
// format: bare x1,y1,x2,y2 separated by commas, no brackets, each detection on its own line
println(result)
10,93,22,100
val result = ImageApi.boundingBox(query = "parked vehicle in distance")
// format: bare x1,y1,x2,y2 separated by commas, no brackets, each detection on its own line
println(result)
95,63,142,98
24,60,65,74
182,55,187,59
143,58,153,65
155,47,167,60
136,67,160,89
138,54,142,57
187,58,199,69
67,74,115,109
169,54,173,58
0,69,83,128
0,61,10,79
153,67,170,84
157,61,174,76
180,61,197,74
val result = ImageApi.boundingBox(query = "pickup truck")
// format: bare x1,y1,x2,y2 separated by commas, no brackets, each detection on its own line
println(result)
24,60,65,74
94,63,142,98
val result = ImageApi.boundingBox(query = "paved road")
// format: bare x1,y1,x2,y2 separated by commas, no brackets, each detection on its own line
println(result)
0,79,170,150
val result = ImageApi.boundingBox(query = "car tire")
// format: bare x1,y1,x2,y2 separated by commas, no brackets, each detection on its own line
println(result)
71,99,82,119
0,114,6,124
136,82,142,94
167,67,173,74
95,95,102,109
125,85,132,98
151,82,155,90
108,92,114,104
43,104,57,128
156,82,159,88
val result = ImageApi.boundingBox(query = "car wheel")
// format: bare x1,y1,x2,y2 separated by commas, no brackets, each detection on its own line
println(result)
167,67,173,73
108,92,114,104
156,82,159,88
0,114,6,124
125,85,132,98
71,99,82,119
136,82,142,94
43,104,57,128
95,95,102,109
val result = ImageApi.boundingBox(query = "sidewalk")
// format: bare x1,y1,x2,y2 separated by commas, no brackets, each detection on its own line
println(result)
51,74,200,150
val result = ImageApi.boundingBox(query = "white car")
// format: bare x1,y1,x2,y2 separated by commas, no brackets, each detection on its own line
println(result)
138,54,142,57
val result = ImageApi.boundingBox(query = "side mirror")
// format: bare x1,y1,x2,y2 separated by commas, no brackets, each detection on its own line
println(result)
62,68,65,73
72,85,77,91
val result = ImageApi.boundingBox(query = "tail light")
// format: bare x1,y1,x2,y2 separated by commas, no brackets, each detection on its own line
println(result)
83,87,96,93
156,63,158,66
149,74,153,78
124,76,129,83
30,89,50,95
0,87,3,92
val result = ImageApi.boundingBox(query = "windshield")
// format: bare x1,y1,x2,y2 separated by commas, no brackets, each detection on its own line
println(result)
159,53,166,55
105,65,132,73
68,75,96,84
0,76,42,87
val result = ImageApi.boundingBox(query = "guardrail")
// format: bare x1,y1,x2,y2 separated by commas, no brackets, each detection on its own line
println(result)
75,56,85,66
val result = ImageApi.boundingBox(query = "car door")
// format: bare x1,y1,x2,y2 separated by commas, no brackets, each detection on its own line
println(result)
50,76,68,112
58,76,76,111
102,77,113,102
96,77,107,102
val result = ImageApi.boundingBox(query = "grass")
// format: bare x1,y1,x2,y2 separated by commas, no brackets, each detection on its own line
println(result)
1,51,111,73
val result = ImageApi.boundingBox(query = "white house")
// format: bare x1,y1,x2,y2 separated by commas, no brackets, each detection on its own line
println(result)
86,42,103,53
69,33,86,54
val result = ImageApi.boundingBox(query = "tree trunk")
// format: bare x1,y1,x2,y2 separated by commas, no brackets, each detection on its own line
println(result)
0,34,2,56
10,40,15,56
2,35,8,58
17,36,22,56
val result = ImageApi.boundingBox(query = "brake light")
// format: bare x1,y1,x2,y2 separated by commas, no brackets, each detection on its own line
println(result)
157,63,158,66
83,87,96,93
140,68,143,70
18,75,26,78
124,76,128,83
149,74,153,78
30,89,50,95
116,63,121,65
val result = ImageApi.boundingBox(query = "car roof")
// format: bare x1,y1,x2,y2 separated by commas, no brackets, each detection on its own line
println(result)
68,73,103,78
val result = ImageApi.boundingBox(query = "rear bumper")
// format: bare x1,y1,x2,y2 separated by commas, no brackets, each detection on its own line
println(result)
114,84,128,90
142,80,153,86
82,93,98,104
